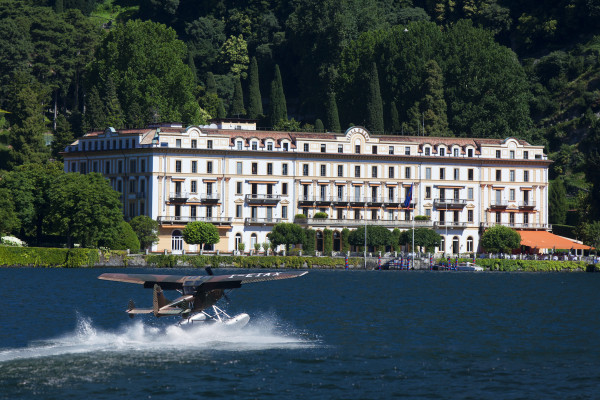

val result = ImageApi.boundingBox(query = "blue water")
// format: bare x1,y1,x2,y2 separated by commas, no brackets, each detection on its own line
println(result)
1,268,599,399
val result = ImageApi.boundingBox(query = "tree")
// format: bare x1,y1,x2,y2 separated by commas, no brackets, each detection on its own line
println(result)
269,64,287,128
389,101,400,133
341,228,350,252
323,228,333,253
217,34,249,78
104,76,125,129
549,178,568,225
247,57,263,119
581,221,600,254
47,172,124,247
326,92,341,132
83,86,105,131
129,215,159,250
421,59,449,136
231,75,245,116
267,222,305,253
366,62,384,133
205,72,217,94
314,119,324,132
51,114,74,161
0,188,20,235
348,226,391,250
401,228,442,252
480,225,521,253
108,221,141,251
182,221,219,253
217,99,227,119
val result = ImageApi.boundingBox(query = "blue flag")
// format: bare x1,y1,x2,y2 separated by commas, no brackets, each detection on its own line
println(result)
403,184,413,208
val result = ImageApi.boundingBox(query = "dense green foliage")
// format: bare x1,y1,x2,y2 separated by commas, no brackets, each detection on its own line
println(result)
182,221,219,251
0,246,100,267
129,215,159,250
475,258,587,272
267,222,305,253
480,225,522,253
400,228,442,252
108,221,141,251
348,226,391,250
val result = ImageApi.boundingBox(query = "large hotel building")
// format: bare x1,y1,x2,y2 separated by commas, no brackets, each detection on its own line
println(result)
62,120,551,254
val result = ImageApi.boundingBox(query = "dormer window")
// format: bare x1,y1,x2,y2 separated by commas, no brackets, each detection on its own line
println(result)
283,142,289,151
207,140,213,149
424,147,430,156
467,148,474,157
453,148,459,157
252,141,258,151
267,141,273,151
237,140,243,150
439,147,445,157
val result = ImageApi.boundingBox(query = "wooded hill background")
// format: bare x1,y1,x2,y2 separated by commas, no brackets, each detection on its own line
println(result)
1,0,600,244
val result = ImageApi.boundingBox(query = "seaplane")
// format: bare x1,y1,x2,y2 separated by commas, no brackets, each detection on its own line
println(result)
98,268,307,328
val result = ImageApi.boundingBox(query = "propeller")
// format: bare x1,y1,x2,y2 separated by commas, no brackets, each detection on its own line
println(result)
205,266,214,275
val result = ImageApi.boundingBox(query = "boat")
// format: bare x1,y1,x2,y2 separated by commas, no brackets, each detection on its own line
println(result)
177,305,250,328
456,262,484,272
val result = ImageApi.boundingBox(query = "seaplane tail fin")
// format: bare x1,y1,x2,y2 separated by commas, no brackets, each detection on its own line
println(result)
153,284,170,317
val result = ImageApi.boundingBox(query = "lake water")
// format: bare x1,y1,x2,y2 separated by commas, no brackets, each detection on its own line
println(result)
0,268,599,399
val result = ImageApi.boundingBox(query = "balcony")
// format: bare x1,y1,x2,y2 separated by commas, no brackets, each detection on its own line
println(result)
294,218,433,229
200,192,220,203
136,191,146,199
157,216,232,225
245,194,281,205
384,197,401,207
434,221,468,229
298,195,314,206
366,196,384,206
331,196,349,206
169,192,189,202
489,200,508,209
434,198,467,208
245,217,282,226
518,200,536,210
349,196,367,206
480,222,551,230
314,196,332,206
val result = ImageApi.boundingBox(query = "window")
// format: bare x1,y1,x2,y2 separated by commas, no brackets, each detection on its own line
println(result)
405,167,411,179
337,165,343,177
282,164,288,176
389,146,394,155
425,147,431,156
236,205,242,218
467,148,474,157
389,167,394,179
140,159,146,172
118,160,123,173
283,142,289,151
320,165,326,177
510,150,515,159
453,148,459,157
510,170,515,182
355,144,360,154
252,162,258,175
129,179,135,193
338,144,343,153
496,150,501,158
282,183,288,195
236,162,242,174
468,210,474,223
267,163,273,175
267,142,273,151
236,182,242,194
372,145,377,154
425,186,431,199
372,166,378,178
495,212,501,223
454,168,459,180
304,143,309,152
303,164,309,176
426,167,431,180
175,160,181,173
252,141,258,151
524,213,529,224
191,181,197,193
176,139,181,148
321,144,326,153
467,236,473,252
282,206,288,219
207,140,213,149
355,166,361,178
510,189,515,201
524,170,529,182
523,151,529,160
237,141,243,150
207,161,213,174
440,168,445,180
425,208,431,218
496,170,501,181
510,213,515,225
206,206,213,218
439,148,445,157
405,146,410,155
192,161,198,173
468,169,474,181
191,139,197,149
468,187,473,200
105,161,110,174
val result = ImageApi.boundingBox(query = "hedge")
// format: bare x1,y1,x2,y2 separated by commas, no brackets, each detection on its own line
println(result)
0,246,100,268
475,258,587,272
144,254,363,269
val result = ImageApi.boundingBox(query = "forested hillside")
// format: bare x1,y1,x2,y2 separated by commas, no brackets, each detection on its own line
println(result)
1,0,600,244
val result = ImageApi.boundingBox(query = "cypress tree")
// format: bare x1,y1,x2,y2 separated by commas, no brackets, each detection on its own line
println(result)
54,0,63,13
549,177,568,224
217,98,226,119
232,75,245,116
104,76,125,129
326,92,341,133
390,101,400,133
314,119,324,132
421,60,449,136
269,64,287,128
206,72,217,94
187,50,197,84
247,57,263,119
366,62,384,133
84,86,105,131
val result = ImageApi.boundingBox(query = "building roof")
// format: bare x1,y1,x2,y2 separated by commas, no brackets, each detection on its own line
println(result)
518,230,592,250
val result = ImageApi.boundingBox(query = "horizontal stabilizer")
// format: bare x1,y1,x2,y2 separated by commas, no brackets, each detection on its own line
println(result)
156,307,184,316
127,308,153,315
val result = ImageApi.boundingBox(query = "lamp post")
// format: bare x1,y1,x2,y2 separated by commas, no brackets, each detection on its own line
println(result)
364,200,367,269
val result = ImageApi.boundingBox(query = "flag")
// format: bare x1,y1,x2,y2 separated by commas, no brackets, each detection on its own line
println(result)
403,184,413,208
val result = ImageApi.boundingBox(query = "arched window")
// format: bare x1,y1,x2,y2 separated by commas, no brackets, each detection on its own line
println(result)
452,236,460,255
316,230,324,252
250,233,258,249
333,231,341,252
235,233,242,250
440,237,445,254
467,236,473,253
172,230,183,252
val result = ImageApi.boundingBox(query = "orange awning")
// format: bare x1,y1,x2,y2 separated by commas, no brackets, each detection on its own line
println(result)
518,230,591,250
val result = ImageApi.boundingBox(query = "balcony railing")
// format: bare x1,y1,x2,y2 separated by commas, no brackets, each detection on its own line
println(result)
434,198,467,208
245,194,281,204
157,216,232,225
489,200,508,208
169,192,189,202
297,195,412,207
480,222,551,230
245,217,282,226
434,221,468,228
200,192,220,202
294,218,433,228
518,200,536,209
